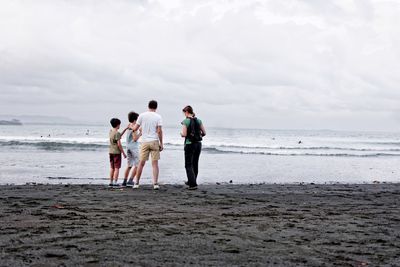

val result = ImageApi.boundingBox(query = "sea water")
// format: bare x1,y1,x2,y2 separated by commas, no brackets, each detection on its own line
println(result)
0,124,399,185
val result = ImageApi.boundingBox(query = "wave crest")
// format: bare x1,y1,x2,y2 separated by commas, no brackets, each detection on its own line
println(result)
1,139,400,157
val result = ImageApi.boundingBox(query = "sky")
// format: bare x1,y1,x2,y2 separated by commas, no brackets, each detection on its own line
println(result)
0,0,399,131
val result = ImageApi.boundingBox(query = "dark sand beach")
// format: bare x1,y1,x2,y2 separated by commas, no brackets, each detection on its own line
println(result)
1,183,399,266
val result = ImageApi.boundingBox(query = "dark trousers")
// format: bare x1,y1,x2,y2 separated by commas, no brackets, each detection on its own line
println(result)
184,142,202,187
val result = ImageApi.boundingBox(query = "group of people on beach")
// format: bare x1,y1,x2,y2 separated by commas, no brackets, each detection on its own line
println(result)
108,100,206,190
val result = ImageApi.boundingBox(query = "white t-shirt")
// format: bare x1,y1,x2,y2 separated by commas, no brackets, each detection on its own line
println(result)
136,111,163,143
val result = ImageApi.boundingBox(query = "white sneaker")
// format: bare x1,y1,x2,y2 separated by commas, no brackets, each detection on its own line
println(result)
153,184,160,190
133,184,140,189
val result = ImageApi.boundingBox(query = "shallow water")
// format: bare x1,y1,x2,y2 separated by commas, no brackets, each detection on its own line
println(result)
0,124,400,185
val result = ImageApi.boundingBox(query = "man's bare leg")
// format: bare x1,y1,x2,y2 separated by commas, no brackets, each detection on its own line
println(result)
152,160,159,185
135,161,146,184
129,166,138,182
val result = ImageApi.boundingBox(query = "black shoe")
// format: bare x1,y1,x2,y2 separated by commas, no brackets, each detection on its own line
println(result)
122,181,127,187
187,186,198,190
108,183,113,188
184,181,189,186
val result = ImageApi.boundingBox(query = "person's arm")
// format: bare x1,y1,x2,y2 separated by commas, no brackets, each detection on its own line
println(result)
132,116,141,131
200,123,206,137
133,130,141,142
181,124,187,137
132,124,140,131
118,139,126,158
157,126,163,151
120,124,131,137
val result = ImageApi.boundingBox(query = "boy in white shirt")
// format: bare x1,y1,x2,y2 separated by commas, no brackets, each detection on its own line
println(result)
121,111,141,187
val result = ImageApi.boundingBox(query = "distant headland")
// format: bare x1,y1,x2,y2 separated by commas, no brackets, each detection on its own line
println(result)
0,119,23,126
0,115,89,125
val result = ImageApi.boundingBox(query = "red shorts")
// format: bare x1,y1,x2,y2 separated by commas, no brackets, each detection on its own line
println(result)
109,154,122,169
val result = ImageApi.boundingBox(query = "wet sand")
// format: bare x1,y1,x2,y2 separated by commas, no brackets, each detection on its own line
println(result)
0,183,399,266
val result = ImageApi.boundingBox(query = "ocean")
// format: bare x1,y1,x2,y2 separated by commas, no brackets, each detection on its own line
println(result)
0,124,399,185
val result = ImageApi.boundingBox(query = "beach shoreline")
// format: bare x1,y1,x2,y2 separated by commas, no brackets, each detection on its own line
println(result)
1,183,399,266
2,180,399,186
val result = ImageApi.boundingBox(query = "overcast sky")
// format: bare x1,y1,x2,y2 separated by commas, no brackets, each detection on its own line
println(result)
0,0,399,131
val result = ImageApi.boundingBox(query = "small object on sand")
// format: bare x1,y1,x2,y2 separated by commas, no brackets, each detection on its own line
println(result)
216,182,221,185
53,204,65,209
298,140,302,144
373,180,380,184
229,180,233,184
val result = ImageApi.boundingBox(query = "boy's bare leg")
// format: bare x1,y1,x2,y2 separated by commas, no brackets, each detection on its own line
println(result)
152,160,159,185
124,166,132,183
113,168,119,183
135,161,146,184
109,169,114,184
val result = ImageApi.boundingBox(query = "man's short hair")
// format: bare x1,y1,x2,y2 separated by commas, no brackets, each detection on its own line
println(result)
148,100,158,110
110,118,121,128
128,111,139,123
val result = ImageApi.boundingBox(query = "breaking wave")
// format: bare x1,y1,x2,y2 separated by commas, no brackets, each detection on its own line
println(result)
1,138,400,157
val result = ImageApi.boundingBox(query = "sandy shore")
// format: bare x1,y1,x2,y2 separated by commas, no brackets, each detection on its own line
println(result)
0,183,399,266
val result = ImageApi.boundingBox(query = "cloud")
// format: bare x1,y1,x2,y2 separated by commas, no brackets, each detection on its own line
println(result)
0,0,399,130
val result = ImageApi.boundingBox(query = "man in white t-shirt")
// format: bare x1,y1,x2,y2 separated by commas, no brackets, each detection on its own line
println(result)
132,100,163,190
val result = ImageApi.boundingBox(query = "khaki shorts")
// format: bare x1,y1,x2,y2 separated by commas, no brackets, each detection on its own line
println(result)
140,141,160,161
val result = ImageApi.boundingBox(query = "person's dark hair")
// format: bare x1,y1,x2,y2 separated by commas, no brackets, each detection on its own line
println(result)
182,105,194,115
128,111,139,123
110,118,121,128
148,100,158,110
